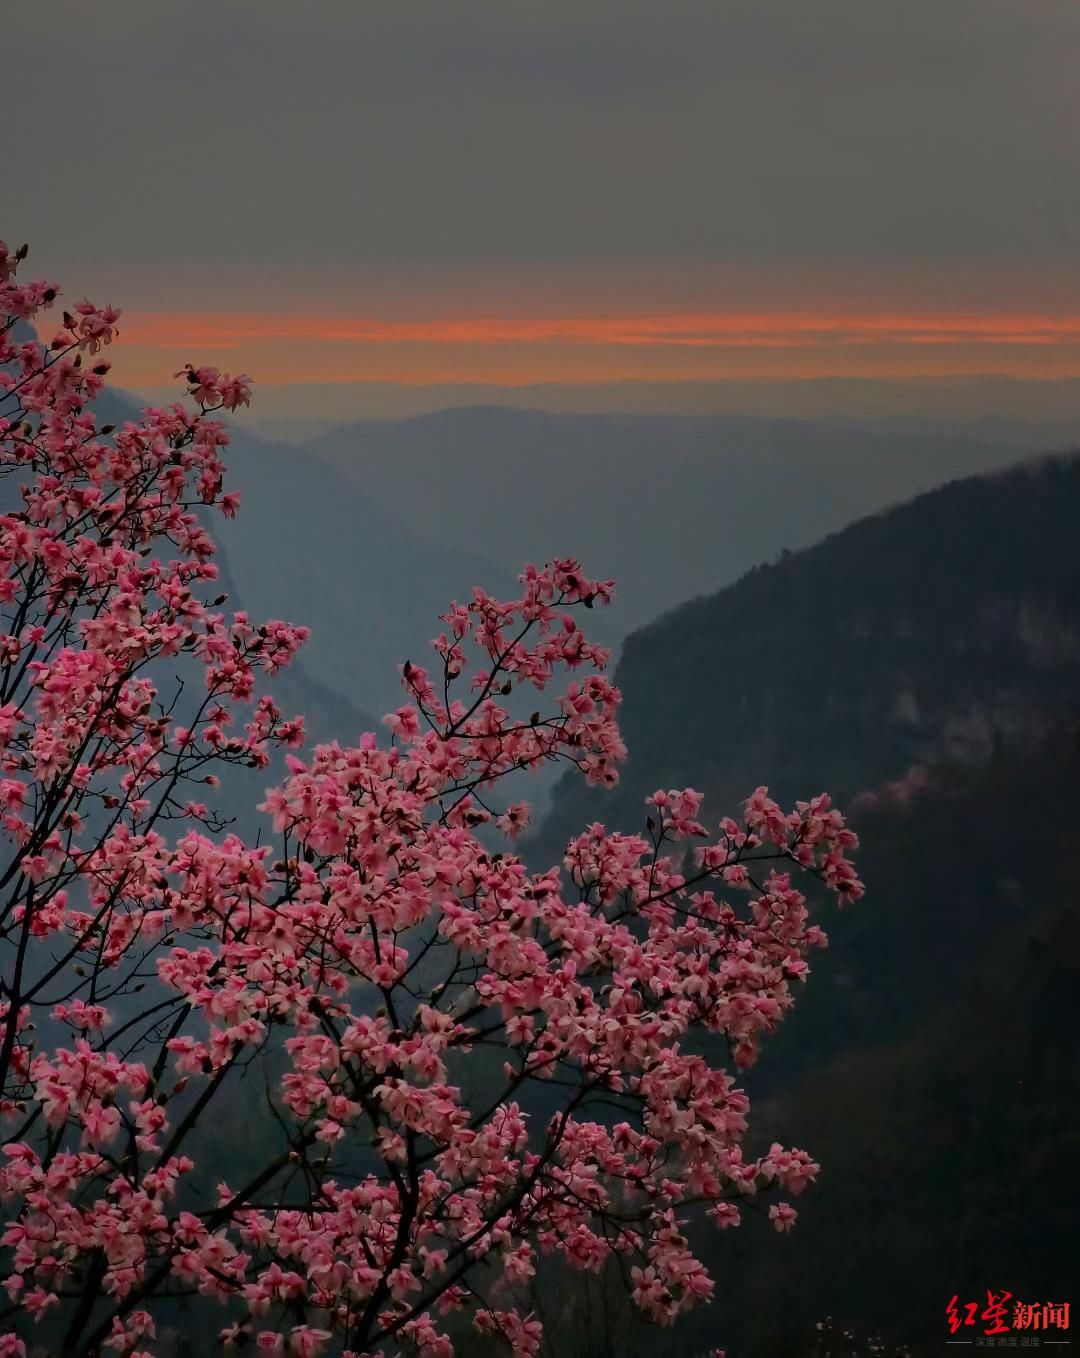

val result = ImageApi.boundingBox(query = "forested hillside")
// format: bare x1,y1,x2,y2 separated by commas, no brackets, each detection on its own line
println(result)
531,452,1080,862
524,454,1080,1354
529,731,1080,1356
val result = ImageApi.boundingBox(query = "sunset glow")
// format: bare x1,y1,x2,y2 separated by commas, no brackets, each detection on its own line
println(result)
108,308,1080,388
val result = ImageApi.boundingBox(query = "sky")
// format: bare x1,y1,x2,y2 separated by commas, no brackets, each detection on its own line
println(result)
8,0,1080,411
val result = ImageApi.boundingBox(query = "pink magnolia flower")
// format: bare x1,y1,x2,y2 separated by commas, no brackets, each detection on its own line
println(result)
769,1202,799,1233
0,245,863,1358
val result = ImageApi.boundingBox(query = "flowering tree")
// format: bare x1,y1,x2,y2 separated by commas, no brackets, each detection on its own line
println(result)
0,242,863,1358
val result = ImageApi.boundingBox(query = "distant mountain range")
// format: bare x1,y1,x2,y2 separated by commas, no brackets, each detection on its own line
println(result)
300,405,1031,651
136,374,1080,437
70,391,1052,735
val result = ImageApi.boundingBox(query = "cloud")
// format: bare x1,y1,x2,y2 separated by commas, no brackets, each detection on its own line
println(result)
98,305,1080,389
119,309,1080,351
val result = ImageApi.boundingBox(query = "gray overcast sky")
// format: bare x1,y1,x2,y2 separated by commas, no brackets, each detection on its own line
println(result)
9,2,1079,275
7,1,1080,397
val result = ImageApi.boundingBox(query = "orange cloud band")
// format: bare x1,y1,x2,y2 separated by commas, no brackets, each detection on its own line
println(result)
117,310,1080,350
95,308,1080,387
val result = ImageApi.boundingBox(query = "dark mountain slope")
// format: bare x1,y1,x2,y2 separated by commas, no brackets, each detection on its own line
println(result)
529,451,1080,866
749,739,1078,1330
698,735,1080,1357
526,728,1080,1358
518,452,1080,1356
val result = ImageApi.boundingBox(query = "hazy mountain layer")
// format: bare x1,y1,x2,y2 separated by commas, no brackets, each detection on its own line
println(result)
306,407,1031,647
217,426,513,719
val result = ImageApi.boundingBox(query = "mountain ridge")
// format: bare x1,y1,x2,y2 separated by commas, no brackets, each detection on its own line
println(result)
302,405,1035,650
528,449,1080,867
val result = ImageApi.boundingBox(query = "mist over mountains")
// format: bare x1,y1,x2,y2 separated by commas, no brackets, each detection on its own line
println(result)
137,375,1080,440
215,425,512,721
304,406,1031,636
198,405,1035,727
91,391,1049,835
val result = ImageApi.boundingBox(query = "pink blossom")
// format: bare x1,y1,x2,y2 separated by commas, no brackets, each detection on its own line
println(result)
0,246,863,1358
769,1201,799,1233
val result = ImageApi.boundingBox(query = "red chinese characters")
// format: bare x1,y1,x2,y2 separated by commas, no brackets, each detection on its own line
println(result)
948,1293,1071,1338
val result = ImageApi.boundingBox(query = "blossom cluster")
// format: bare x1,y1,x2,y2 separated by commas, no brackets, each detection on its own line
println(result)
0,243,862,1357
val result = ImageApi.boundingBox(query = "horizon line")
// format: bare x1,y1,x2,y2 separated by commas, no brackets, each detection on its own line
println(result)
130,371,1080,393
